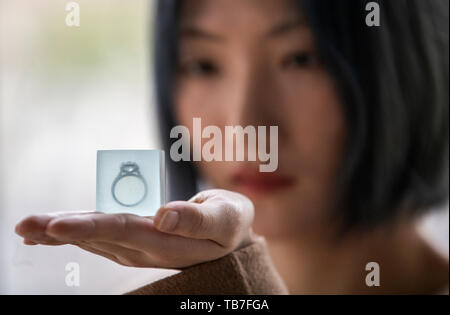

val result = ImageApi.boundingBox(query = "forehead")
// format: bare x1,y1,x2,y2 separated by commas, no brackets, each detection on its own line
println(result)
179,0,302,31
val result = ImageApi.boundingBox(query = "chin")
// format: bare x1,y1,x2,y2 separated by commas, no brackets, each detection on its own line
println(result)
251,193,326,241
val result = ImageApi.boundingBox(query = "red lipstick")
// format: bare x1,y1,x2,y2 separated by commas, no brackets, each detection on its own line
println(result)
232,167,296,195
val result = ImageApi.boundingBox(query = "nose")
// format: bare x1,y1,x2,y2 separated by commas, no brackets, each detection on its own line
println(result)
222,58,283,163
226,59,282,129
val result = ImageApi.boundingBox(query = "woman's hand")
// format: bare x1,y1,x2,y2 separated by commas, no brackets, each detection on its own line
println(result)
15,189,257,269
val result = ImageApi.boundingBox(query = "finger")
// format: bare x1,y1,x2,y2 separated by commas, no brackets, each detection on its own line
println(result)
45,213,176,251
45,213,150,243
46,212,226,266
15,211,98,242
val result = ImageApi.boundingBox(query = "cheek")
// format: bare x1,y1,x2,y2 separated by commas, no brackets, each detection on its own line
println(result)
175,80,234,187
281,70,347,174
175,82,202,127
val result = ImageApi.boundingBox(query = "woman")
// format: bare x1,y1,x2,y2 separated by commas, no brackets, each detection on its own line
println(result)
15,0,449,294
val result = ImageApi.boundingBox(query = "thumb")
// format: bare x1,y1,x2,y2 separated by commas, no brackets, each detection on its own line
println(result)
153,196,252,250
153,201,218,240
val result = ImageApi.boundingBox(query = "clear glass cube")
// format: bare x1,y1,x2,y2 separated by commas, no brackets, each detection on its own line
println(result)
96,150,165,217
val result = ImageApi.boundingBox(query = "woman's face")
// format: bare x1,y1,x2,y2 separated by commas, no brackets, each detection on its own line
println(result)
175,0,347,239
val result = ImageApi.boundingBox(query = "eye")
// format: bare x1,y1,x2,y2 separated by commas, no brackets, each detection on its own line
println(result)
179,59,220,77
282,51,321,69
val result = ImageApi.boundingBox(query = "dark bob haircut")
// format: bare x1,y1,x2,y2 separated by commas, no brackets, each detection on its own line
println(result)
153,0,449,232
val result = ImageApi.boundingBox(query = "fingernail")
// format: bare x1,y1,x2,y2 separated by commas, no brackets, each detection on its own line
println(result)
157,210,179,232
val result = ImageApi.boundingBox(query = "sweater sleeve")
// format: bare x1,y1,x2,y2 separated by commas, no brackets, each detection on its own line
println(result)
124,238,288,295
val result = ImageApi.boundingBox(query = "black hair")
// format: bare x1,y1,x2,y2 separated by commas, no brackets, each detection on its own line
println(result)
153,0,449,232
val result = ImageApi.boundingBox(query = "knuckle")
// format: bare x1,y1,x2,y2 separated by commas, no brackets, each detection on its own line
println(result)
221,202,243,230
189,208,209,234
217,200,248,249
224,216,242,239
216,216,240,249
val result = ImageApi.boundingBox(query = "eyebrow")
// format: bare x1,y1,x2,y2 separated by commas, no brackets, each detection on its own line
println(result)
179,17,305,42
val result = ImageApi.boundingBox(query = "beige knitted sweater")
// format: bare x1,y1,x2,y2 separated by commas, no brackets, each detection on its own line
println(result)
125,238,288,295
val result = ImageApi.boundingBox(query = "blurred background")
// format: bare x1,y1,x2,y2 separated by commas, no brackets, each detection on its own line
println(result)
0,0,178,294
0,0,448,294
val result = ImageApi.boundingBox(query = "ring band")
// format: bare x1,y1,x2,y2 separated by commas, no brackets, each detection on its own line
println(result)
111,161,148,207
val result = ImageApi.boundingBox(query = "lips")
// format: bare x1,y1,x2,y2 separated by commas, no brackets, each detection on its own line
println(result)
232,167,296,195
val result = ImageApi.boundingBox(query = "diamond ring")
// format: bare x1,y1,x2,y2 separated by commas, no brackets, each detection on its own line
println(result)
111,161,148,207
